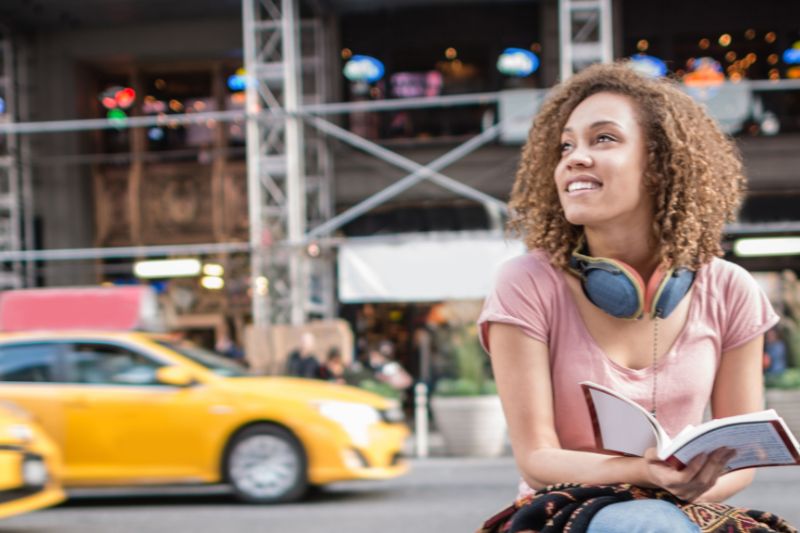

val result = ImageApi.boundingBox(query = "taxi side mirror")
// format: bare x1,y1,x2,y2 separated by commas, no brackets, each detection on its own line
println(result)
155,366,196,387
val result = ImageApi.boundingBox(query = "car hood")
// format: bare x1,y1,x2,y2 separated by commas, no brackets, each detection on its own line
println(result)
219,376,394,409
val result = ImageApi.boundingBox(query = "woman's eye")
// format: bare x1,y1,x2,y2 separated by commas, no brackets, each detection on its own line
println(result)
559,141,573,153
596,134,615,143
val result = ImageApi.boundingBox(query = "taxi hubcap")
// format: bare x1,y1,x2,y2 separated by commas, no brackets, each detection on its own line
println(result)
229,434,299,499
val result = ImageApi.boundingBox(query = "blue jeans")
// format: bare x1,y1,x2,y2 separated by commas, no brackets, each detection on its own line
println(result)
587,499,700,533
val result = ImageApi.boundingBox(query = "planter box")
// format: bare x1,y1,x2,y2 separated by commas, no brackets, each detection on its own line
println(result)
430,395,507,457
765,389,800,438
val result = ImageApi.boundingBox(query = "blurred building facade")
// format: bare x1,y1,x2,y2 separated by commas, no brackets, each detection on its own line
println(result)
0,0,798,351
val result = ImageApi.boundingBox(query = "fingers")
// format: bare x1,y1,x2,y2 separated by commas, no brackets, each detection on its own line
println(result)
689,447,736,488
680,451,709,478
675,448,736,501
644,447,736,502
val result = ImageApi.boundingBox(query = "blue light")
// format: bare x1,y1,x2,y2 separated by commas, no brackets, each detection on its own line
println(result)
227,73,247,91
497,48,539,78
783,47,800,65
629,54,668,77
148,127,165,141
343,55,385,83
0,97,5,114
497,48,540,77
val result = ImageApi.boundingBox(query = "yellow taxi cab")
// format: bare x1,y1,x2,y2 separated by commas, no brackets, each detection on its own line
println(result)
0,401,64,519
0,331,408,503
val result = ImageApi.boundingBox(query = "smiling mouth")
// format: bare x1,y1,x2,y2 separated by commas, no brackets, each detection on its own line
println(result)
566,180,602,193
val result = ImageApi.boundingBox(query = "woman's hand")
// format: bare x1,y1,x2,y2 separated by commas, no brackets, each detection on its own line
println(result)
642,447,736,502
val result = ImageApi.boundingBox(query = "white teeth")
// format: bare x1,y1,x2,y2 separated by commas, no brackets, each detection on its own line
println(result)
567,181,601,192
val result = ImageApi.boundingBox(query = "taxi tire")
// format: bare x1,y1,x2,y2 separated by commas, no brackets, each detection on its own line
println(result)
224,424,308,504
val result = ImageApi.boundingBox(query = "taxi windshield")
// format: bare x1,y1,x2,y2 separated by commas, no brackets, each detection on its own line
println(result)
155,340,248,377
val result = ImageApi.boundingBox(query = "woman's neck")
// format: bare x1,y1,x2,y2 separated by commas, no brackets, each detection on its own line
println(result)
584,227,660,280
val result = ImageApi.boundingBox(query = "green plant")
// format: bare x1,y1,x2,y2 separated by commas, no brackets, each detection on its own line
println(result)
433,325,496,397
765,368,800,390
781,270,800,370
355,378,403,400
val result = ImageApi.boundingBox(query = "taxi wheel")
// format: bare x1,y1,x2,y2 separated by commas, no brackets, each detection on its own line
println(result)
224,424,308,504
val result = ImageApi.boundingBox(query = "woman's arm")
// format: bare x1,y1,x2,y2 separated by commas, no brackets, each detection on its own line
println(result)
489,322,736,499
694,334,766,502
489,322,653,488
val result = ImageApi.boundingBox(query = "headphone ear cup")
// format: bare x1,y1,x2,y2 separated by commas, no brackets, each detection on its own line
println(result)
581,262,646,319
652,269,696,319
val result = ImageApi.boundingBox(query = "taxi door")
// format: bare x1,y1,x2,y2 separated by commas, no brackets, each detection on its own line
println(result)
59,340,232,485
0,342,67,446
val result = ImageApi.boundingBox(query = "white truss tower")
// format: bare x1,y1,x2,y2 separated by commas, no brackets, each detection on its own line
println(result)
0,28,32,289
558,0,614,79
243,0,335,327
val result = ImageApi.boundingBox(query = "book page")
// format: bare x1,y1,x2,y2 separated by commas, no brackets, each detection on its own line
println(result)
587,386,661,456
664,421,798,470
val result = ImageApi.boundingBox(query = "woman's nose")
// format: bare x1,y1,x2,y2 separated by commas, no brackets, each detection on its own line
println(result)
566,147,592,169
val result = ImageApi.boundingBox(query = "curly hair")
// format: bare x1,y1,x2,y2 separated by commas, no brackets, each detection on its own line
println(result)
508,61,746,271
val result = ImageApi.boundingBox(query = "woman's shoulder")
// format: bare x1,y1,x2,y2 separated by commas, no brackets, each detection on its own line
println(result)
700,256,756,284
489,249,563,303
698,256,764,299
496,248,560,280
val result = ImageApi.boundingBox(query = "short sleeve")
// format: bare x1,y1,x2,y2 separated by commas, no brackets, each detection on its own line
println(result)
477,252,555,354
719,261,780,352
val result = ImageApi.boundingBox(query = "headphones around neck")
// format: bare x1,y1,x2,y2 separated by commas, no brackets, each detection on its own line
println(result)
567,240,695,320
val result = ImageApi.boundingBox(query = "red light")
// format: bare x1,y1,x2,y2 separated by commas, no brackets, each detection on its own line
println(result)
101,96,117,110
115,87,136,109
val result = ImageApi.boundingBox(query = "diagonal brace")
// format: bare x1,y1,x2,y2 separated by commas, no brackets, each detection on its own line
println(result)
303,115,509,241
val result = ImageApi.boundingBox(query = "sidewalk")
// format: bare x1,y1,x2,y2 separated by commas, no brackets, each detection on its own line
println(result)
402,432,800,527
402,430,513,458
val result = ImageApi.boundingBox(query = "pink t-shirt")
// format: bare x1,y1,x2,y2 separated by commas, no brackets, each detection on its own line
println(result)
478,250,778,496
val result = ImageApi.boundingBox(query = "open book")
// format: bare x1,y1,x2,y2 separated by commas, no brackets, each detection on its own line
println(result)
580,381,800,472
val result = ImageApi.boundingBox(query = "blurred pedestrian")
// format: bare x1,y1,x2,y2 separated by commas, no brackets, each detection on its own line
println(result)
764,327,788,376
215,335,245,362
318,347,346,383
286,332,321,379
368,341,412,391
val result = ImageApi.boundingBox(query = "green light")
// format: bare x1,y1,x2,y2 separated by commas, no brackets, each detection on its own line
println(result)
107,108,127,122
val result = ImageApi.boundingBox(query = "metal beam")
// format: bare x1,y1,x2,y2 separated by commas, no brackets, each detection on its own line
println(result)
300,91,501,115
243,0,270,327
0,241,250,262
0,80,797,136
281,0,307,326
0,109,248,135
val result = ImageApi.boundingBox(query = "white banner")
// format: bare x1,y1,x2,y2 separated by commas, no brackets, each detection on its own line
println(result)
337,234,525,303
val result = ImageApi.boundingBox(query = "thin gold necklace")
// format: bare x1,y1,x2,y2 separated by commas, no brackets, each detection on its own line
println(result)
651,318,659,418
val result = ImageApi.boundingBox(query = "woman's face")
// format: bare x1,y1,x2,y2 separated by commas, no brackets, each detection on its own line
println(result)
554,92,652,230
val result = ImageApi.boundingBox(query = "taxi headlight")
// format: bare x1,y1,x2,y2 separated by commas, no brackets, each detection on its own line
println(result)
313,401,380,447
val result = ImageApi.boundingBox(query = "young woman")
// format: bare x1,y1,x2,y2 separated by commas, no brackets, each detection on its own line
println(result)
478,63,784,532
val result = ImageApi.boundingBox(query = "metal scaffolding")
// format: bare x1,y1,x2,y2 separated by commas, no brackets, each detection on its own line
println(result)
243,0,335,327
558,0,613,80
0,26,32,289
241,0,512,327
